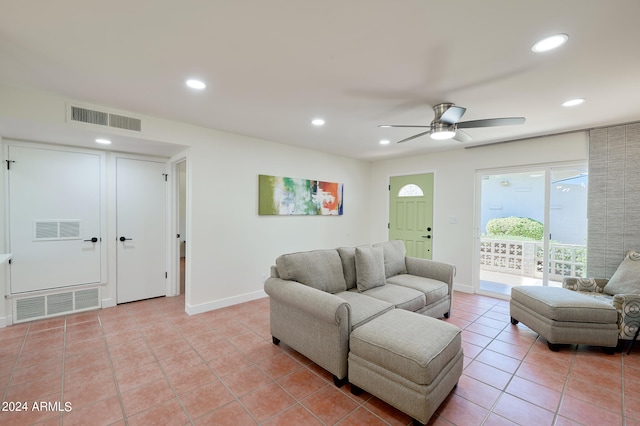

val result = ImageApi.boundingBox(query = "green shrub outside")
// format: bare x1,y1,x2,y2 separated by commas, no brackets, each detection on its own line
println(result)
485,216,544,241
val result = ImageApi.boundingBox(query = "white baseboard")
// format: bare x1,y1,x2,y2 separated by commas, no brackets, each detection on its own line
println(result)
186,290,268,316
0,315,11,328
101,297,116,309
453,283,474,294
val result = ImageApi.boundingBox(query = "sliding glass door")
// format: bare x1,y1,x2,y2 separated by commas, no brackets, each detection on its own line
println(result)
476,163,587,297
547,167,589,283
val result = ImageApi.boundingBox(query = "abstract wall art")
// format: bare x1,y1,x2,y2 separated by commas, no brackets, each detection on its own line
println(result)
259,174,343,215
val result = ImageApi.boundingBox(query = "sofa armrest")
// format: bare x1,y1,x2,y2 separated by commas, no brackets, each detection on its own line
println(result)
264,277,350,325
562,277,608,293
405,256,455,286
613,294,640,340
264,277,351,380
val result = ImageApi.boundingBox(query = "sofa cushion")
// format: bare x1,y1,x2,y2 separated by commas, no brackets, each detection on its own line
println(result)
511,286,617,323
276,249,347,293
604,251,640,296
349,309,461,385
360,283,425,311
386,274,449,304
334,291,394,330
374,240,407,278
355,246,386,291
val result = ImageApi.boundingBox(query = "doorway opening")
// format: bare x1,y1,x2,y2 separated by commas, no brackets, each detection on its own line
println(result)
168,154,188,301
177,160,186,295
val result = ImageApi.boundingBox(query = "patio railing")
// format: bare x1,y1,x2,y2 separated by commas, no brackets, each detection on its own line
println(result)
480,238,586,281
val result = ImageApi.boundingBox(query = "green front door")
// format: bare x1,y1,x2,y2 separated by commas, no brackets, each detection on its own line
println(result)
389,174,434,259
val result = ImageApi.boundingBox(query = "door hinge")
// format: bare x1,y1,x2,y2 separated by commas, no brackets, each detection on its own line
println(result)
165,272,168,279
388,223,390,229
388,184,391,191
8,259,11,264
6,160,15,170
163,173,168,181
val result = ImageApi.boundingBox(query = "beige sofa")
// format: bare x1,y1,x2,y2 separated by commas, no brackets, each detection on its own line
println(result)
263,240,455,386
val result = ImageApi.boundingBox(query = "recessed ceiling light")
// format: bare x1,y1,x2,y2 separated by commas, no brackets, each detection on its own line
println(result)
562,98,585,107
186,79,206,90
532,34,568,53
311,118,325,126
379,139,390,145
95,138,111,145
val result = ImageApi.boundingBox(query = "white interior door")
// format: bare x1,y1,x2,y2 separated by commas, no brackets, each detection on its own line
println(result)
116,158,166,303
8,145,102,294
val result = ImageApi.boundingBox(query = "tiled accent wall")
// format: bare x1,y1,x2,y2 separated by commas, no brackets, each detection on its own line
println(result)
587,123,640,278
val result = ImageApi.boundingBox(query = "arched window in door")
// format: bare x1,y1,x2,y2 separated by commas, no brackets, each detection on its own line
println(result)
398,184,424,197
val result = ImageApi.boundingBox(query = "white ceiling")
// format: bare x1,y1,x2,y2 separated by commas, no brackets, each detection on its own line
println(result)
1,0,639,160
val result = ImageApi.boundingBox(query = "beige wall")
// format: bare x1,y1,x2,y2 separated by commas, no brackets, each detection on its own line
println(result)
184,130,372,313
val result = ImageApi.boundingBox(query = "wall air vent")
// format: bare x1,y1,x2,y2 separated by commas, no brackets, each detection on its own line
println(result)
34,220,81,241
67,103,142,133
70,106,109,126
108,113,142,132
13,287,100,323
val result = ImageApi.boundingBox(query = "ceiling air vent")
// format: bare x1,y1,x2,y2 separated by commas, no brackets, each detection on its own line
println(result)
67,104,142,132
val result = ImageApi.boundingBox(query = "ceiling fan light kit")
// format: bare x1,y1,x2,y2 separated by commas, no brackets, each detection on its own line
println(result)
380,102,526,144
430,122,456,140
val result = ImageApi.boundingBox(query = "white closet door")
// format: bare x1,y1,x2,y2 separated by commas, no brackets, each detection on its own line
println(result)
116,157,166,303
8,145,102,294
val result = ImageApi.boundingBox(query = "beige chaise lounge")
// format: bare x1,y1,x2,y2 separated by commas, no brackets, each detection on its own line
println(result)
510,250,640,352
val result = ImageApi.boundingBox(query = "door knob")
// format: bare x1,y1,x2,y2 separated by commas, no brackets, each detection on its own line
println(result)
84,237,99,243
119,236,133,242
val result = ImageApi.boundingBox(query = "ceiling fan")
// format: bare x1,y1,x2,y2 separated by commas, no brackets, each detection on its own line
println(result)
379,103,525,144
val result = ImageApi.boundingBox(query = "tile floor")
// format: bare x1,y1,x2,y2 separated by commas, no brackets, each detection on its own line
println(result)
0,291,638,425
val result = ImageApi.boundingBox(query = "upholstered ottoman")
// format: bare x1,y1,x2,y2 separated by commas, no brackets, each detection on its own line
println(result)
510,286,619,351
348,309,463,425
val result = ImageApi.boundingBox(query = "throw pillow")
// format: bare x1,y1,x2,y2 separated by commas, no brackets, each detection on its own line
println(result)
604,251,640,296
374,240,407,278
337,246,357,290
276,249,347,293
355,246,386,291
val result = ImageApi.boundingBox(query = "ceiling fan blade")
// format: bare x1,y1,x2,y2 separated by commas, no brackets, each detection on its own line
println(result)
396,130,431,144
378,124,431,128
457,117,526,129
453,129,472,143
440,106,467,124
